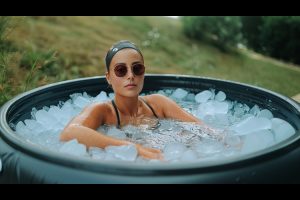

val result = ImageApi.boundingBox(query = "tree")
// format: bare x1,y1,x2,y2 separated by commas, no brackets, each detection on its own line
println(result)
182,16,243,51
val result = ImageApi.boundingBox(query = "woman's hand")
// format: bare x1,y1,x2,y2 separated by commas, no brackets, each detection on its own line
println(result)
135,144,163,160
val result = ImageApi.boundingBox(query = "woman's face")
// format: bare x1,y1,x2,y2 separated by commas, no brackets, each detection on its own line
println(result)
106,48,145,98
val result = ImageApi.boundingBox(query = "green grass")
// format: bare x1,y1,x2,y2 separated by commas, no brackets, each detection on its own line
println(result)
1,16,300,106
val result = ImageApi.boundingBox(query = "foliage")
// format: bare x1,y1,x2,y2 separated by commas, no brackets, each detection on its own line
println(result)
242,16,300,65
182,16,243,51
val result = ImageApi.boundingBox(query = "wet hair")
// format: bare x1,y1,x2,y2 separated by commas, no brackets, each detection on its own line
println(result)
105,40,143,71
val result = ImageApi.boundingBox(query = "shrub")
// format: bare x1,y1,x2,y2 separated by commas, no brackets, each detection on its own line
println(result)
182,16,243,51
242,16,300,65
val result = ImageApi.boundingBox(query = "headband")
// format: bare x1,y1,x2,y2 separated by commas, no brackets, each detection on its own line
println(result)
105,41,143,71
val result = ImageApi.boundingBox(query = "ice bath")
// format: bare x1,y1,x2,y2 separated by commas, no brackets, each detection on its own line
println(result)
13,88,295,163
1,75,300,183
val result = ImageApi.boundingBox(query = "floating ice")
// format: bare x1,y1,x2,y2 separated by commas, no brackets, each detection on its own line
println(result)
108,93,115,99
197,100,229,119
35,109,58,127
203,114,231,128
106,127,127,139
210,89,216,100
171,88,188,100
61,101,77,119
230,116,272,135
163,143,187,161
233,102,250,118
157,90,167,96
59,139,87,157
73,95,91,109
258,109,273,119
249,105,260,116
215,91,226,102
47,106,68,127
194,138,225,156
224,135,242,148
164,89,173,96
195,90,212,103
82,92,91,99
180,149,198,162
24,119,45,135
185,93,196,101
89,147,106,160
13,89,297,164
241,129,275,154
105,145,138,161
15,121,32,137
271,118,295,142
93,91,109,102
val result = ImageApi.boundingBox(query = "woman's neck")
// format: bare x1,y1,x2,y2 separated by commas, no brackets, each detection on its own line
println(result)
114,95,140,117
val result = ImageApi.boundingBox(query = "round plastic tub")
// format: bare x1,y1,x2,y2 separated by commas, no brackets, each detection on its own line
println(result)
0,74,300,183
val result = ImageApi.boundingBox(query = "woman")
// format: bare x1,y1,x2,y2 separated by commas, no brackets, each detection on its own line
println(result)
60,40,204,160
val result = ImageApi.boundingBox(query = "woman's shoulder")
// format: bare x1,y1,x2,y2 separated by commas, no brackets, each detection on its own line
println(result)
85,101,110,108
144,94,169,102
82,101,113,115
143,94,171,108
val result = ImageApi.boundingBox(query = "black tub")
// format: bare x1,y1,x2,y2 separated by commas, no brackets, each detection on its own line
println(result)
0,74,300,183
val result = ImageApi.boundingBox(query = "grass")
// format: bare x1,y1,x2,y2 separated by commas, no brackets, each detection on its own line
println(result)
1,16,300,106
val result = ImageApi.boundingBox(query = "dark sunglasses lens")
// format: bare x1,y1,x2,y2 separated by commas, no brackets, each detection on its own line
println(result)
114,65,127,77
133,64,145,75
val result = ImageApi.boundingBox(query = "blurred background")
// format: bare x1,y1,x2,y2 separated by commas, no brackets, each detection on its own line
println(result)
1,16,300,106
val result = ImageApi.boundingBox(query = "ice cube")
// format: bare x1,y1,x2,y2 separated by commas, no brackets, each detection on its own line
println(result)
171,88,188,100
249,105,260,116
106,127,127,139
271,118,295,143
180,150,198,161
185,93,196,102
197,100,229,119
163,143,187,161
105,145,138,161
59,139,87,157
224,135,242,148
24,119,44,133
93,91,109,102
47,106,69,127
241,129,275,154
35,109,59,128
258,109,273,119
108,93,115,99
89,147,106,159
215,91,226,102
157,90,167,96
194,138,224,156
195,90,212,103
83,92,91,99
73,96,91,109
230,116,272,135
15,121,32,136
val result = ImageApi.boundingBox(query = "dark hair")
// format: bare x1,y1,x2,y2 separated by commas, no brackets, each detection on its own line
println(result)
105,40,143,71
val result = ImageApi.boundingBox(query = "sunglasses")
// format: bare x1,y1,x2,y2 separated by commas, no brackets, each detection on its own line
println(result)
114,63,145,77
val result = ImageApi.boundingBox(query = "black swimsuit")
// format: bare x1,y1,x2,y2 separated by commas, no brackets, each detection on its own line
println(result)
111,98,159,129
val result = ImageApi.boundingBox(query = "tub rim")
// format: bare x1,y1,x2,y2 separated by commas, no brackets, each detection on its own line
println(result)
0,74,300,175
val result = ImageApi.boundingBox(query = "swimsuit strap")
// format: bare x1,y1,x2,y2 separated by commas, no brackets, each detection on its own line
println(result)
112,98,158,128
111,100,121,128
140,97,158,118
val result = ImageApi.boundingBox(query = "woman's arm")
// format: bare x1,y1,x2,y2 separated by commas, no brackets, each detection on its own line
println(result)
60,102,127,148
60,103,162,160
61,124,131,148
147,94,204,124
152,95,226,139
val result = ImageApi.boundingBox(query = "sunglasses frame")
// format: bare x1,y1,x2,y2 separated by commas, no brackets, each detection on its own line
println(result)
113,63,145,77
